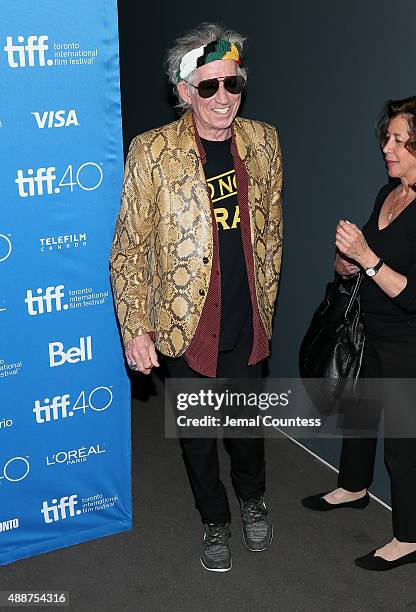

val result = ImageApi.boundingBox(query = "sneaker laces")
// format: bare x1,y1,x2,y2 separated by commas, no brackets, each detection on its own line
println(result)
241,498,267,525
205,524,230,545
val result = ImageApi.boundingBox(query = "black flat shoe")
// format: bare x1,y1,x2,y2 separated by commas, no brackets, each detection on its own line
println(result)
355,548,416,571
301,491,370,511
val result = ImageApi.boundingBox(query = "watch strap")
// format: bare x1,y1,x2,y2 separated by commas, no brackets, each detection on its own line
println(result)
365,258,384,276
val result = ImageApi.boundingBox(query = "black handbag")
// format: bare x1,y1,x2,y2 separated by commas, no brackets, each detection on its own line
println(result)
299,272,365,404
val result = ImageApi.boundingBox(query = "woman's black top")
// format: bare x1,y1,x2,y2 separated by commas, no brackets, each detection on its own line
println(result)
361,181,416,335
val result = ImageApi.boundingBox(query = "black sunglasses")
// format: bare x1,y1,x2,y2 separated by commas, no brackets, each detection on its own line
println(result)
186,75,246,99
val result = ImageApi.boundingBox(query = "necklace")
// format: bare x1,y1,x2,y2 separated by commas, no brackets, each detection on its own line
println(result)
387,188,415,221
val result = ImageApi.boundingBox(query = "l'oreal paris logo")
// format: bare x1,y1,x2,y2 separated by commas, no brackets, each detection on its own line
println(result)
46,444,106,466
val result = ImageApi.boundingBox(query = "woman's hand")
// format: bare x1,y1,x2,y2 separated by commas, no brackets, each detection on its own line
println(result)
335,220,378,268
335,220,408,301
335,252,360,276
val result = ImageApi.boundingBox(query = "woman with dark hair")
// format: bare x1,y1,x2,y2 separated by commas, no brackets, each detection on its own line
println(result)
302,96,416,571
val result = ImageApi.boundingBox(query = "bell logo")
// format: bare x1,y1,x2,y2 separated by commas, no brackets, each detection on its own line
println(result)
4,35,52,68
41,495,81,523
31,110,79,129
49,336,92,368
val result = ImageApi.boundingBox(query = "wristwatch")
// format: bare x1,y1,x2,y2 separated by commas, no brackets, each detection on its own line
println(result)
365,258,384,277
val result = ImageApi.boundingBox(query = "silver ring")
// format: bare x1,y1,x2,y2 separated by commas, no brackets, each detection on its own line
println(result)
128,362,138,370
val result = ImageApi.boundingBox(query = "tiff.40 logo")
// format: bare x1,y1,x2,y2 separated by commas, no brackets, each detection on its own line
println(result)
33,385,113,423
3,35,52,68
15,162,103,198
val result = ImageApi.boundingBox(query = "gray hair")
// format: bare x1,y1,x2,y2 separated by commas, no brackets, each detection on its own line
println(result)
165,22,247,111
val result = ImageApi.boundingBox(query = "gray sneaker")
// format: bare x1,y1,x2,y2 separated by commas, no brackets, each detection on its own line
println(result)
200,523,232,572
240,497,273,551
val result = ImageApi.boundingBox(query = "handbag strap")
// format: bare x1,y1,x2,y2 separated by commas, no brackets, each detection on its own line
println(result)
344,272,364,318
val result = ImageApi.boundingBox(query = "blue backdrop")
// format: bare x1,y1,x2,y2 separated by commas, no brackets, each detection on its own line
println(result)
0,0,131,565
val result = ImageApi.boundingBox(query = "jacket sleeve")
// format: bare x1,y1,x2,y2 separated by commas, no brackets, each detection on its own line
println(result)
110,136,154,345
264,127,283,319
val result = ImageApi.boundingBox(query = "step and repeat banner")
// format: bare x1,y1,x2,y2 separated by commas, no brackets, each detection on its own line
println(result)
0,1,131,565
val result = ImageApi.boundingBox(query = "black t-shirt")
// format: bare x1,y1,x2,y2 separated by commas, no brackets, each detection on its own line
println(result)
201,137,252,350
361,181,416,335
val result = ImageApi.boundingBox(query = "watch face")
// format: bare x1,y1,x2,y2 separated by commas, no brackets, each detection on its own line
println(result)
366,268,376,277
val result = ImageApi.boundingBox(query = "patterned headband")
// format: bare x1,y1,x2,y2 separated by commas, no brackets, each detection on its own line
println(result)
176,40,241,82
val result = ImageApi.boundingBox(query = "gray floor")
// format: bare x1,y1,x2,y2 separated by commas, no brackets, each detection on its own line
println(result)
2,377,416,612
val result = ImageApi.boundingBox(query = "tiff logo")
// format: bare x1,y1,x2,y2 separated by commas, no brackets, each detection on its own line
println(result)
41,495,81,523
33,395,71,423
4,35,52,68
15,167,56,198
25,285,67,315
49,336,92,368
31,110,79,129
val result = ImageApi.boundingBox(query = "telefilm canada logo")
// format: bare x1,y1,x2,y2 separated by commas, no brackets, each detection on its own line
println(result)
45,443,106,467
0,518,20,533
3,35,98,68
39,232,87,253
0,456,30,485
31,109,79,129
15,162,103,198
25,284,109,315
33,385,113,424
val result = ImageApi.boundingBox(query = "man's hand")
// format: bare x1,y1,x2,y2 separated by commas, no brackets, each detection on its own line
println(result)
125,333,159,375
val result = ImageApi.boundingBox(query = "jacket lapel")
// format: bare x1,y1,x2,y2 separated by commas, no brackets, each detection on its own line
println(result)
173,110,212,227
172,112,267,250
233,118,267,248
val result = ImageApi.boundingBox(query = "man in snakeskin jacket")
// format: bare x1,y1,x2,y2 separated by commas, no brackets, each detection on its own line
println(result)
110,23,282,572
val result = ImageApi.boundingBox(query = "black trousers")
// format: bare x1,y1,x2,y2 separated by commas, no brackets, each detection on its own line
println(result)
164,329,265,524
338,332,416,541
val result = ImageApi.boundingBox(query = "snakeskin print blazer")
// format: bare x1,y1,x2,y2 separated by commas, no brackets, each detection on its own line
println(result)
110,110,283,356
